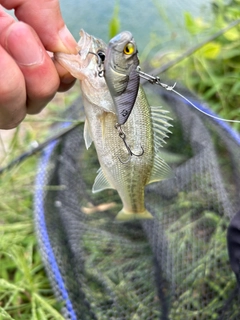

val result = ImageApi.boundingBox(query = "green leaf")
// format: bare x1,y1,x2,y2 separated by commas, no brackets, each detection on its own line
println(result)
109,1,120,39
0,307,15,320
184,12,206,35
184,12,196,35
33,293,64,320
199,42,221,59
0,279,24,292
224,28,240,41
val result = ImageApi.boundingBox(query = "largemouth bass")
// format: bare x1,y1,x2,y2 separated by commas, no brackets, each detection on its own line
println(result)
55,30,172,221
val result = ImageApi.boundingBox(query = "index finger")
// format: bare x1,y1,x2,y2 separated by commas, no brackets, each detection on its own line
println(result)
1,0,77,54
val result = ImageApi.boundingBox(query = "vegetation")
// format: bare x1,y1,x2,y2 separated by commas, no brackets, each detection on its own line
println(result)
0,158,64,319
0,86,79,319
150,0,240,130
0,0,239,319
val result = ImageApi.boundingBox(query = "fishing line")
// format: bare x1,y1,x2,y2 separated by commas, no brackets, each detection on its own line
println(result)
137,67,240,124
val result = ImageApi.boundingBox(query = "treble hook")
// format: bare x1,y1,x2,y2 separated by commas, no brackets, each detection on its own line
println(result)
87,51,104,77
115,124,144,164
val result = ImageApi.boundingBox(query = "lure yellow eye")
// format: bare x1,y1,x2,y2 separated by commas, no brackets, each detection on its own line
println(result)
123,42,135,55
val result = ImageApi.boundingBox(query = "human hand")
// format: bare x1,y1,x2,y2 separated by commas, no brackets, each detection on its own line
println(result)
0,0,77,129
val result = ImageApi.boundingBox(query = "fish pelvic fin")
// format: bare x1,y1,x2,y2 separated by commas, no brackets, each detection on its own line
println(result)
115,208,153,221
92,168,115,193
84,119,93,149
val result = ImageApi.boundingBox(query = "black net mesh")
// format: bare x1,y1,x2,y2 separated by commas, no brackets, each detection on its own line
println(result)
34,83,240,320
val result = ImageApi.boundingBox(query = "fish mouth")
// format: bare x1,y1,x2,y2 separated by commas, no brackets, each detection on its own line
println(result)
54,29,107,77
54,29,107,82
77,29,106,66
77,29,93,60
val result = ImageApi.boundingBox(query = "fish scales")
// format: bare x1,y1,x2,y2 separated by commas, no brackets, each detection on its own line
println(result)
105,88,153,214
55,30,172,221
85,87,153,215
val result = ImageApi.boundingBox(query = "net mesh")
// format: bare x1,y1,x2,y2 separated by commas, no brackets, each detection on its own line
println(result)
34,83,240,320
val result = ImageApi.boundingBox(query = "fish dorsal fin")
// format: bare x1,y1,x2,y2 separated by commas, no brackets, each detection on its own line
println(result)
150,106,173,152
84,119,93,149
148,153,173,184
92,168,115,193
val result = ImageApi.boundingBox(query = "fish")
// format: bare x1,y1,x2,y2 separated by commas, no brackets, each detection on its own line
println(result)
54,29,172,221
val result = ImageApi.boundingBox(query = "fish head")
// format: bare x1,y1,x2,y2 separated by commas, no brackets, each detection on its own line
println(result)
76,29,106,74
54,29,106,82
104,31,140,125
55,30,115,113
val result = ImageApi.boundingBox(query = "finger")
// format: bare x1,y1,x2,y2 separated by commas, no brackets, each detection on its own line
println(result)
0,2,77,91
0,45,26,129
0,2,77,93
48,50,76,91
54,60,76,92
4,22,61,114
1,0,77,53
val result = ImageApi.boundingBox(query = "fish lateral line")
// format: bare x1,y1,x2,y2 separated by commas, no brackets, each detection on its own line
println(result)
137,66,240,124
115,123,144,164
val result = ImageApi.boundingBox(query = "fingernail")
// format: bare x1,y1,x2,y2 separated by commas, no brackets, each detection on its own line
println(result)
7,22,44,66
58,25,77,53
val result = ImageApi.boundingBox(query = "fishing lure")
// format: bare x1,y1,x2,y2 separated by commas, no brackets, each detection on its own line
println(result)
104,31,140,126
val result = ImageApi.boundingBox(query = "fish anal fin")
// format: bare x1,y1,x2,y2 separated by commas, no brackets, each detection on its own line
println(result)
84,119,93,149
92,168,115,193
148,153,173,184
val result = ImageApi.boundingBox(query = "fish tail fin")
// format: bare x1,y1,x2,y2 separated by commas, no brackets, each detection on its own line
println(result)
116,208,153,221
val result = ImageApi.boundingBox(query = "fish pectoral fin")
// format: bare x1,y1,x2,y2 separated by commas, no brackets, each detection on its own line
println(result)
148,153,174,184
92,168,115,193
84,119,93,149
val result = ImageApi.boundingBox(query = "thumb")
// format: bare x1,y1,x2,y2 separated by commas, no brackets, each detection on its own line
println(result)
1,0,77,53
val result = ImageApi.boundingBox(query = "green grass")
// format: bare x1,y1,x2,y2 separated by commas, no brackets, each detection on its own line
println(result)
150,0,240,130
0,86,80,319
0,158,64,319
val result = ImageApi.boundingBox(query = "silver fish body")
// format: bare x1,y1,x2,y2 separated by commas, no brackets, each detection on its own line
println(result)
55,30,172,221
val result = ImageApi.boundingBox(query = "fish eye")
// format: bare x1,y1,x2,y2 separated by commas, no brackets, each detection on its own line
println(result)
123,42,135,55
97,50,105,62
